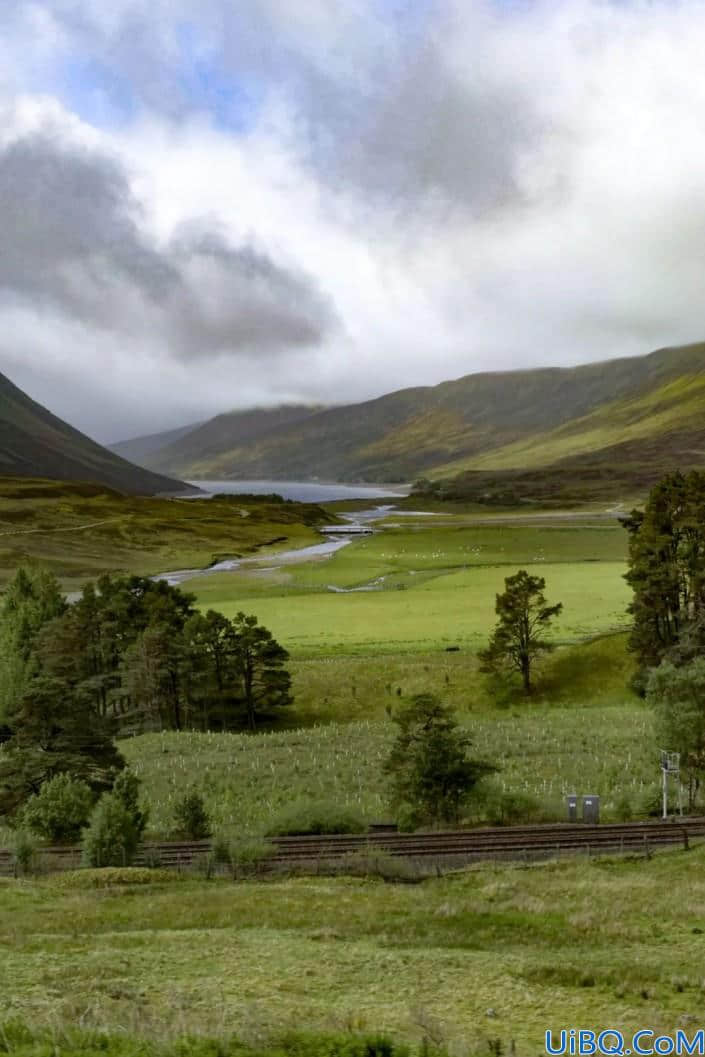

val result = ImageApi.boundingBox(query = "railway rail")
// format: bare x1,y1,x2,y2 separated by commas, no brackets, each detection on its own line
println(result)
2,818,704,877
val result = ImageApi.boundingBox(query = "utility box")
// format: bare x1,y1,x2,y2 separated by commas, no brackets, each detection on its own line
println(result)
582,795,600,824
566,795,578,822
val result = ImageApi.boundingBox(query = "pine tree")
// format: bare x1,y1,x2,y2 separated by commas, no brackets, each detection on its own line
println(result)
479,570,562,694
0,676,124,818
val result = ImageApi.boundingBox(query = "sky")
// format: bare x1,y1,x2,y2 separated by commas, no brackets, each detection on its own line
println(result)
3,0,705,442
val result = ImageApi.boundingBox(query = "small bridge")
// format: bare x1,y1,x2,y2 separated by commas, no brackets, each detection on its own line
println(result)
320,525,374,535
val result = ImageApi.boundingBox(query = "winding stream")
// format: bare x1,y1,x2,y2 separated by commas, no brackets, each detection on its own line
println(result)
154,505,398,587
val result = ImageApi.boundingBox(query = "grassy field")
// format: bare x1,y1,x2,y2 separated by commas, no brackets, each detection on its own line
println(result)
190,515,630,656
3,847,705,1050
0,478,326,588
119,636,648,839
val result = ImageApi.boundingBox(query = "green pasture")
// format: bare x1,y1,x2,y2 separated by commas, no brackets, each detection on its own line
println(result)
4,846,705,1049
194,561,630,656
190,516,630,656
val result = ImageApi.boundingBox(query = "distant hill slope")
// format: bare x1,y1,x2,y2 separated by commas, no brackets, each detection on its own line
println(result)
129,404,329,478
0,370,189,495
110,422,203,465
126,342,705,491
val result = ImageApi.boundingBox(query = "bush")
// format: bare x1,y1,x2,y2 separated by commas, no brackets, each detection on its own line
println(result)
10,829,37,876
477,782,546,826
336,848,426,883
81,769,147,868
230,838,272,876
21,774,94,843
82,795,142,868
265,799,366,837
172,791,212,839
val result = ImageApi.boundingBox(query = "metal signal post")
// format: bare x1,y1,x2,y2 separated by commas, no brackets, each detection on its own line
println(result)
660,750,682,820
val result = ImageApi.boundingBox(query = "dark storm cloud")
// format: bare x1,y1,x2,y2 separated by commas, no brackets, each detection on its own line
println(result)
0,134,175,319
167,227,334,357
0,131,335,356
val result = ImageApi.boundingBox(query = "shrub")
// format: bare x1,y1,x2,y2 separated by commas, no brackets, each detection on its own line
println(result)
465,779,550,826
82,795,142,868
10,829,37,876
81,769,148,868
336,847,427,883
229,838,272,877
265,799,366,837
21,774,94,843
172,791,212,839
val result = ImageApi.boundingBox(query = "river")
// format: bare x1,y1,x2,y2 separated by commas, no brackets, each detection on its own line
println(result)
155,504,399,587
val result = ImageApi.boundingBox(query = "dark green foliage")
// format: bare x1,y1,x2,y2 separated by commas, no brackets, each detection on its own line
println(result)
384,694,495,825
479,570,563,694
21,773,94,843
173,791,212,840
33,573,292,735
0,566,66,723
624,471,705,678
0,674,124,817
0,567,292,821
229,612,292,731
82,769,147,867
265,799,366,837
647,659,705,810
10,830,37,875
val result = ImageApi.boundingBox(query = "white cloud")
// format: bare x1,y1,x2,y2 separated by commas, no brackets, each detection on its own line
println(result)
3,1,705,443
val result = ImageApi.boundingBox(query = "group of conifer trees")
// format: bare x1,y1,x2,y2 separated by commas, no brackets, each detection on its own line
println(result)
0,567,291,817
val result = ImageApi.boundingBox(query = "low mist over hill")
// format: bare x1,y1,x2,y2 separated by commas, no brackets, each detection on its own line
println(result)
0,370,188,495
116,342,705,497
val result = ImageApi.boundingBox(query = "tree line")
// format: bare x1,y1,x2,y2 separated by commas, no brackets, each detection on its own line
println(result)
0,567,292,818
623,470,705,808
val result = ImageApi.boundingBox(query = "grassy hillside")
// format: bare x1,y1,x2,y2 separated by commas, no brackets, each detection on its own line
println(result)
109,421,203,464
126,342,705,491
0,477,328,588
0,369,187,494
124,404,328,477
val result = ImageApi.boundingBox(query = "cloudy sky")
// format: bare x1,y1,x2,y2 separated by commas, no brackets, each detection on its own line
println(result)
2,0,705,442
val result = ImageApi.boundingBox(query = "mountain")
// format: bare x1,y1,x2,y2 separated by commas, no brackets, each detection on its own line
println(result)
110,422,203,465
120,404,328,478
119,342,705,497
0,370,189,495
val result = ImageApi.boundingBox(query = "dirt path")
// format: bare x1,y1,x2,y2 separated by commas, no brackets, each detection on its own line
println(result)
0,517,125,538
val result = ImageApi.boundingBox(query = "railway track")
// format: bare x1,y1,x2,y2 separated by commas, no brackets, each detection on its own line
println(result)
1,818,704,877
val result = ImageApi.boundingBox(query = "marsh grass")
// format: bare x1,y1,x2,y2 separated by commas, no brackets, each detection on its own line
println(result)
4,848,705,1049
0,480,325,588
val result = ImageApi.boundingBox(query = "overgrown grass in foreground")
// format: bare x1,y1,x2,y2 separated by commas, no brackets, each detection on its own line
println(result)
3,848,705,1048
0,1023,440,1057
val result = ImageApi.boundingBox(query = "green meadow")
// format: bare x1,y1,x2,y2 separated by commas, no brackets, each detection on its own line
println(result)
190,515,630,655
4,846,705,1051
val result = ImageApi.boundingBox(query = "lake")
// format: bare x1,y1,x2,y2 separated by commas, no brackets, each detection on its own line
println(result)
187,479,408,503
